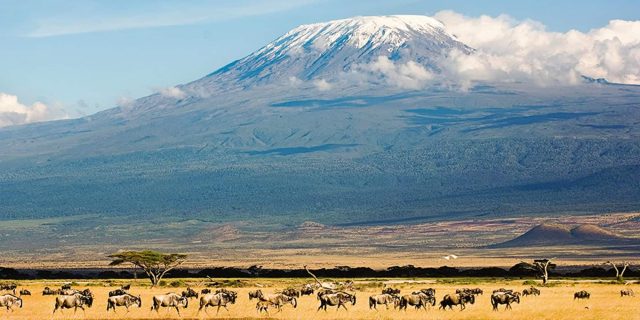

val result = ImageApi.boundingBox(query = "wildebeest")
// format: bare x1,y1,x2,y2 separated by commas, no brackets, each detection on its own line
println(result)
419,288,436,297
317,291,355,311
106,294,141,312
61,284,72,290
201,288,211,294
469,288,483,295
316,289,334,301
369,293,399,310
493,288,513,294
281,288,301,298
18,289,30,296
382,287,401,295
0,284,16,295
574,290,590,300
182,287,199,299
256,300,274,314
120,284,131,290
108,289,127,297
248,289,263,300
198,291,238,315
522,287,541,296
60,289,79,296
42,287,59,296
300,284,314,296
53,293,93,314
457,288,483,296
491,292,520,311
0,294,22,312
398,292,432,311
440,293,474,311
440,293,475,311
151,293,188,315
621,289,635,297
257,292,297,312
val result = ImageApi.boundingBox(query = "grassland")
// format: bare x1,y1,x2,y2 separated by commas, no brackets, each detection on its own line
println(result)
2,212,639,269
2,278,638,320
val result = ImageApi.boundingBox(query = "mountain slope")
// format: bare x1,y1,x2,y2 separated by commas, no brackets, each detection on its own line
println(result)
0,15,639,230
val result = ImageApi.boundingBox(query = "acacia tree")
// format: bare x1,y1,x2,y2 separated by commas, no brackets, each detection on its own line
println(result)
520,258,556,284
108,250,187,287
605,261,630,282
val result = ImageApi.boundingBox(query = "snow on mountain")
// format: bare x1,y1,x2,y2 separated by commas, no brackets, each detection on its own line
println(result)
194,15,472,89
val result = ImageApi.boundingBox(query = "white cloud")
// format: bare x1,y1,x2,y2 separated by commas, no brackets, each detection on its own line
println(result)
434,11,640,85
313,79,332,91
159,86,186,99
357,56,433,90
0,93,66,127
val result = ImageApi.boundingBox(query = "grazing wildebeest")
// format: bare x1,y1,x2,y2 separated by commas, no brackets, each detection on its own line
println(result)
398,292,430,311
522,287,541,296
281,288,301,298
0,294,22,312
106,294,141,312
182,287,199,299
574,290,590,300
382,287,401,295
300,284,314,296
440,293,475,311
151,293,188,315
19,289,30,296
491,292,520,311
61,284,72,290
53,293,93,314
369,293,398,310
317,291,355,311
198,291,238,314
249,289,263,300
621,289,635,297
201,288,211,294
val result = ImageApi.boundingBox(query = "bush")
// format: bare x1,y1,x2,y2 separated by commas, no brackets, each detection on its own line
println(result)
169,280,186,287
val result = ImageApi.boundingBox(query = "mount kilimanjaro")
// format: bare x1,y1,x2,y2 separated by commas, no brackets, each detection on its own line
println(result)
0,15,639,232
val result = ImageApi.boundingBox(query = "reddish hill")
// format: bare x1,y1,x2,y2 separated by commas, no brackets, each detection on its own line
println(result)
491,223,629,248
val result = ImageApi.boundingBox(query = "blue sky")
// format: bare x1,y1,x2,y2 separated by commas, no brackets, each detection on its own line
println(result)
1,0,639,116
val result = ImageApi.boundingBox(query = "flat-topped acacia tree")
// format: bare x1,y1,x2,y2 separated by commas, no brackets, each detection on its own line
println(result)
108,250,187,287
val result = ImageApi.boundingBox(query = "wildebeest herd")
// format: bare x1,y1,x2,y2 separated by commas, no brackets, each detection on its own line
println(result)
0,281,633,316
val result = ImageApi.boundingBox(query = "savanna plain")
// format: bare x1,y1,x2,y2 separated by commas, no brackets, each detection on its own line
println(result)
2,279,638,320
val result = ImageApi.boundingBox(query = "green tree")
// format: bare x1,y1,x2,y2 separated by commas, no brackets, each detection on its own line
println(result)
108,250,187,287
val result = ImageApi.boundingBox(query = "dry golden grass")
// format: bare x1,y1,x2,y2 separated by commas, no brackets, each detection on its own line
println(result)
1,279,638,320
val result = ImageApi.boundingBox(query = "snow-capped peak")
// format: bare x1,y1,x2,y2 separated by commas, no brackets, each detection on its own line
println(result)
278,15,450,50
197,15,471,88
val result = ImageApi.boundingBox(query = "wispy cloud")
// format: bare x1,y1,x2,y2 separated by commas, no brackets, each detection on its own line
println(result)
26,0,317,37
